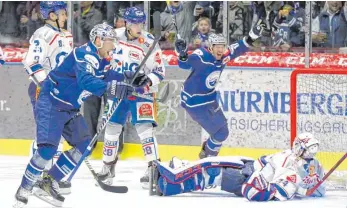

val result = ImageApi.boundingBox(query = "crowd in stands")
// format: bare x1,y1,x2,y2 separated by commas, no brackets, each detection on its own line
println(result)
0,1,347,53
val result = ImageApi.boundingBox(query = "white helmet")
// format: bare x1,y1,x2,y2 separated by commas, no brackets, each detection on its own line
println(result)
206,33,226,48
293,132,319,159
89,23,118,48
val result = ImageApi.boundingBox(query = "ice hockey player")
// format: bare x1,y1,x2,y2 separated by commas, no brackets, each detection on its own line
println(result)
149,132,325,201
0,46,4,66
174,20,270,159
13,23,140,208
97,7,165,189
242,132,325,201
22,1,73,194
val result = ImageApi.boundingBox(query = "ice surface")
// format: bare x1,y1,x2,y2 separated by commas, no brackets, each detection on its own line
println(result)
1,156,347,208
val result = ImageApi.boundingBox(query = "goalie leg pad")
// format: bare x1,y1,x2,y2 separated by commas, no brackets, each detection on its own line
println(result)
20,144,57,190
48,142,85,182
158,173,204,196
241,171,276,201
103,122,122,164
136,123,159,161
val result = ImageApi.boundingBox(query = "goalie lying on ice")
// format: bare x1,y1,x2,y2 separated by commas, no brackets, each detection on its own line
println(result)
149,132,325,201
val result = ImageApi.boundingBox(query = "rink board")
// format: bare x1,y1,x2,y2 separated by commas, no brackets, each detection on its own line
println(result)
1,65,347,171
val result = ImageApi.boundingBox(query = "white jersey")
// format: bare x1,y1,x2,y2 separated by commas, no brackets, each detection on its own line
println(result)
23,24,73,83
254,149,326,199
111,27,165,92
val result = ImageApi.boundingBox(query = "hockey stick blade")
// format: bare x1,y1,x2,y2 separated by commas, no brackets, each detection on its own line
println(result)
306,153,347,196
84,160,128,193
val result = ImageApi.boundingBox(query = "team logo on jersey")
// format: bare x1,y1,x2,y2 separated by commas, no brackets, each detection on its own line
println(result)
205,71,221,89
84,54,99,69
129,51,141,61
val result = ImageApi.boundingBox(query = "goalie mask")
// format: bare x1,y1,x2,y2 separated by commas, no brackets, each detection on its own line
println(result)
293,132,319,159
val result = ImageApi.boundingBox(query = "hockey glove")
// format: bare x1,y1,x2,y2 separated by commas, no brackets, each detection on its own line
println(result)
247,19,271,45
175,38,188,61
124,70,151,88
107,80,134,100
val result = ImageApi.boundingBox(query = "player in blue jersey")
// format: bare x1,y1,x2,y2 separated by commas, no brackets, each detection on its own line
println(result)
174,20,270,159
0,46,4,66
150,132,325,201
13,23,144,208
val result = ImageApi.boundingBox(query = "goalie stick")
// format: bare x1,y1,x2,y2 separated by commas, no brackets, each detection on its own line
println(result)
66,11,162,193
306,153,347,196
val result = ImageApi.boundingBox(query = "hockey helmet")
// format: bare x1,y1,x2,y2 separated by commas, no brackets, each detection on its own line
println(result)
40,1,67,20
123,7,146,24
293,132,319,159
206,33,226,48
90,23,118,48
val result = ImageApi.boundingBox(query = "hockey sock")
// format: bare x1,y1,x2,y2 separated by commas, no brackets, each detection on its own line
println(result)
21,144,57,190
48,148,82,182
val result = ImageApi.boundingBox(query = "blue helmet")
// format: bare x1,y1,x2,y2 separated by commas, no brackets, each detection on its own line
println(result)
40,1,67,19
123,7,146,24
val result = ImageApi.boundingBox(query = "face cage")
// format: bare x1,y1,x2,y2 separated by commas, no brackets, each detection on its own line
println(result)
302,144,319,159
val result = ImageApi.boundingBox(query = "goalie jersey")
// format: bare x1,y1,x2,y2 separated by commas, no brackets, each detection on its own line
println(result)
23,24,73,83
243,150,326,201
111,27,165,93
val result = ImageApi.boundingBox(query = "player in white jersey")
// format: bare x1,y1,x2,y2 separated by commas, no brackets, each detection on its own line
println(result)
0,46,4,66
97,7,165,188
22,1,73,194
242,132,326,201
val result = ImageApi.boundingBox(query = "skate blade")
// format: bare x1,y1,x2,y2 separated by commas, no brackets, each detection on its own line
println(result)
33,189,63,207
59,187,71,195
13,200,26,208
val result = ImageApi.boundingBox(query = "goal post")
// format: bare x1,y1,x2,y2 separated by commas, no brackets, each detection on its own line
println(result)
290,68,347,190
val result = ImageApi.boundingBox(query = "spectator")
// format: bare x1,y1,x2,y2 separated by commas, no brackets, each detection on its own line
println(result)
161,1,196,43
312,1,347,48
114,13,125,29
193,1,215,20
74,1,103,44
0,2,20,39
217,1,251,43
192,17,212,48
17,2,43,44
272,3,305,51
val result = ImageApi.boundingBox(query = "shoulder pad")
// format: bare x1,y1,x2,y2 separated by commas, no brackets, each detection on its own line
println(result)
115,27,126,38
74,46,100,69
31,25,60,44
192,49,204,56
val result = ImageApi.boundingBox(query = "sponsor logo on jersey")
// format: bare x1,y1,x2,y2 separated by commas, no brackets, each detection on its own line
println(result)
144,41,150,47
154,52,162,64
129,51,141,61
205,71,221,89
84,54,99,69
147,33,154,40
286,174,297,183
138,103,153,119
138,37,144,44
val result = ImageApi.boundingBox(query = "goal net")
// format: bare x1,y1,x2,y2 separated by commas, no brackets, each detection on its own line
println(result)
290,68,347,190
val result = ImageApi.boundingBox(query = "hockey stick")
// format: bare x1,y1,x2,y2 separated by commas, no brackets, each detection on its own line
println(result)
66,11,162,193
131,82,170,103
306,153,347,196
165,1,181,39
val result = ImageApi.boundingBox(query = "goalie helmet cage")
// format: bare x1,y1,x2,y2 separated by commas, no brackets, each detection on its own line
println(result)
290,68,347,190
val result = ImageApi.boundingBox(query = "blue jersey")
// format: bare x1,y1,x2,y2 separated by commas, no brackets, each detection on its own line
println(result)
41,42,124,110
178,38,249,108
